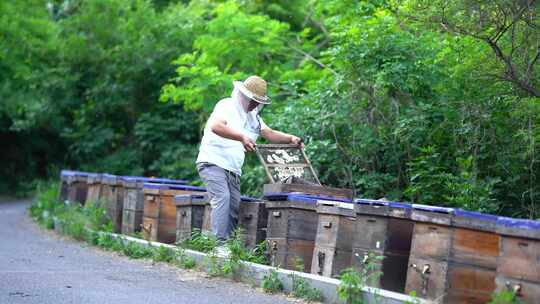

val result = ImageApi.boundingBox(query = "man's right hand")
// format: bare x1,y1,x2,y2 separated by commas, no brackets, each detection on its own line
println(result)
241,135,256,152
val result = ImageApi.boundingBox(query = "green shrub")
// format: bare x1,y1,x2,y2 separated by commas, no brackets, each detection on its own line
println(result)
179,229,219,253
122,241,153,259
152,246,177,263
261,269,283,293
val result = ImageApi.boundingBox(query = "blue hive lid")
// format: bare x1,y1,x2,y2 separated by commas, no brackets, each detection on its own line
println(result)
497,216,540,231
354,198,389,206
388,201,413,209
143,182,206,192
122,176,188,184
454,209,498,222
174,193,207,202
264,193,353,207
240,195,259,202
264,192,353,203
412,204,454,214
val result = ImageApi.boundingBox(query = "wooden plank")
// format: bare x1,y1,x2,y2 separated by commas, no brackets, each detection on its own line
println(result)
353,215,389,251
315,213,355,250
238,201,268,249
409,223,452,260
157,218,177,244
263,183,353,200
267,238,315,272
121,209,143,235
447,263,496,300
123,188,144,211
450,228,500,269
497,236,540,282
143,193,160,219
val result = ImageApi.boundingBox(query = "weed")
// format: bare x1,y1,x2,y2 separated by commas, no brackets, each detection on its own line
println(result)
338,251,384,304
287,256,323,301
179,229,218,253
261,269,283,293
179,256,196,269
152,246,177,263
338,268,365,304
122,241,153,259
488,289,526,304
404,291,421,304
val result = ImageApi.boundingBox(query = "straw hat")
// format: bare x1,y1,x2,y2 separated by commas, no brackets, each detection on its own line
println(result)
233,76,271,104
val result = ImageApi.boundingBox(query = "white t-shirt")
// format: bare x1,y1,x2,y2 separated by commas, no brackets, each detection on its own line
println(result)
196,97,268,176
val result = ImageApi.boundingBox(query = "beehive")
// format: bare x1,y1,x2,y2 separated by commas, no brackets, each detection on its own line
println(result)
264,193,331,272
496,217,540,304
142,183,206,243
352,200,414,293
311,200,355,278
121,177,188,235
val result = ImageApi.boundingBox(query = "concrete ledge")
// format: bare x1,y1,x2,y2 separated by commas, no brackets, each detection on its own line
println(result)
106,233,428,304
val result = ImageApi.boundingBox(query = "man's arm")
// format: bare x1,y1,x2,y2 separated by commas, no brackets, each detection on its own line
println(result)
261,127,304,148
209,117,256,152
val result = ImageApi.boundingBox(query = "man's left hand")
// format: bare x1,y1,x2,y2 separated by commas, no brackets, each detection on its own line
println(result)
290,135,304,149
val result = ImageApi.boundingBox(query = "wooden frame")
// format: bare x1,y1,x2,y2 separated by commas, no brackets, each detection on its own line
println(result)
255,144,321,185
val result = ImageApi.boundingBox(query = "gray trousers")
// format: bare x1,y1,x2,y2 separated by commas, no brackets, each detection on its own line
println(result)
197,163,241,242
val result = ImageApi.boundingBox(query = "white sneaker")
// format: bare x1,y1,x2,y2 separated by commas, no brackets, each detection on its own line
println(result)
216,246,230,257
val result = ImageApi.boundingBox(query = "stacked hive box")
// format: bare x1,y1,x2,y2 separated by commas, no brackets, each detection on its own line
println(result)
142,183,206,243
311,199,355,278
175,193,209,242
85,173,103,205
175,194,267,249
264,193,321,272
352,200,414,293
66,171,90,205
496,217,540,303
58,170,72,203
405,204,455,301
446,210,500,303
405,206,504,303
238,196,268,249
121,177,187,235
101,174,124,233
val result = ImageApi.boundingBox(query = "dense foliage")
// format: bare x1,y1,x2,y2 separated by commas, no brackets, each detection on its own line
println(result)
2,0,539,218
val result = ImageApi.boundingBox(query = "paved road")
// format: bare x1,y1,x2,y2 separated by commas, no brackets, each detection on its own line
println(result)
0,198,296,304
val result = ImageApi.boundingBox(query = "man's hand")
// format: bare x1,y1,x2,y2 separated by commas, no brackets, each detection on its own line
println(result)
290,135,304,149
241,135,256,152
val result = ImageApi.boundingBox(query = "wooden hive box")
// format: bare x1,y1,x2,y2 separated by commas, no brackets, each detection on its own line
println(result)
66,171,90,205
121,177,188,235
238,196,268,249
311,200,355,278
263,183,354,201
406,205,502,304
85,173,103,205
100,174,124,233
264,193,321,272
142,183,206,244
495,217,540,304
352,200,414,293
446,210,500,304
405,205,455,301
175,193,209,242
196,195,268,249
58,170,73,203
